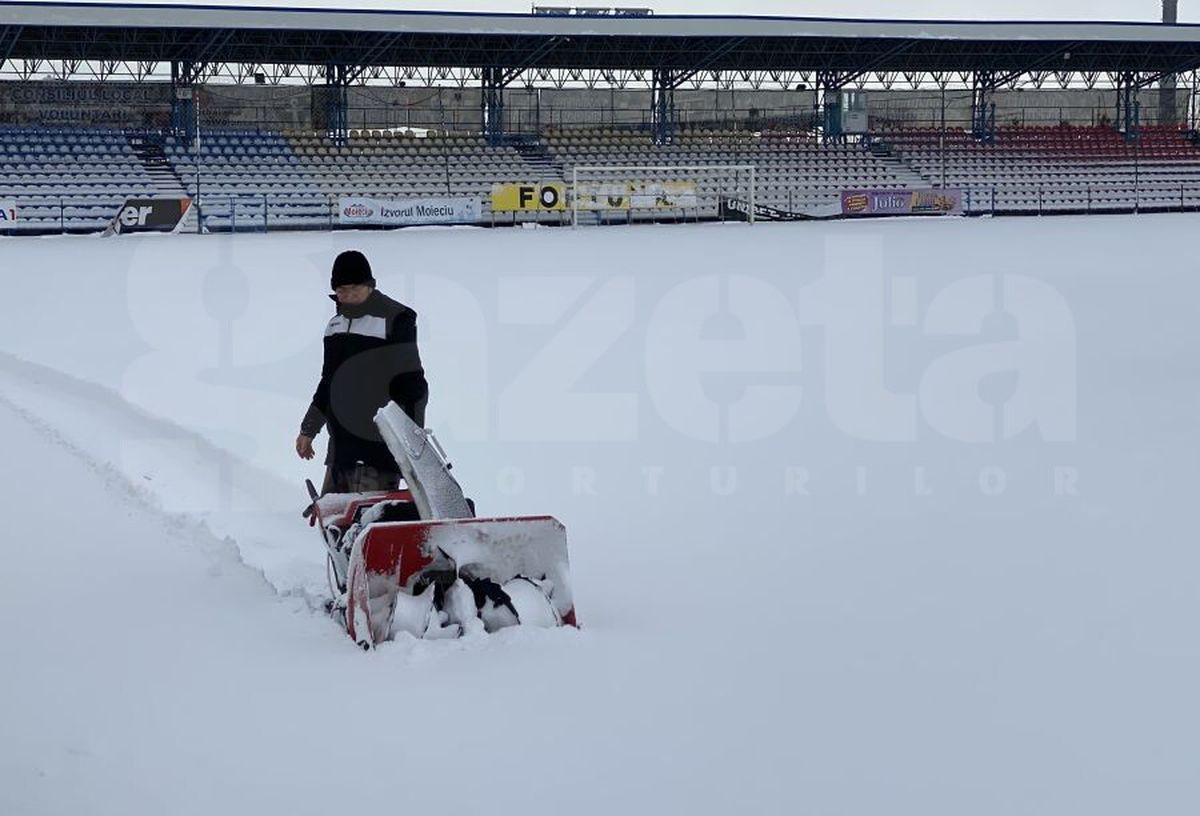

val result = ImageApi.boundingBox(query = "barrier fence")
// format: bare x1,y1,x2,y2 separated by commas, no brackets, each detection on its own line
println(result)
7,99,1194,134
8,181,1200,235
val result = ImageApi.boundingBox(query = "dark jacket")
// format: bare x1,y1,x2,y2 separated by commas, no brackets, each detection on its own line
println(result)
301,289,429,471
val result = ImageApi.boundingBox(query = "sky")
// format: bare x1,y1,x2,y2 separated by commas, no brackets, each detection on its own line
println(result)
19,1,1196,24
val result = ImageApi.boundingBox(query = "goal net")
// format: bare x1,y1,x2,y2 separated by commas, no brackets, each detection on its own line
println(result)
570,164,756,226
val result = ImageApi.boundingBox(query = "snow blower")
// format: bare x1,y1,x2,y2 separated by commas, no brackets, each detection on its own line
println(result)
306,402,577,649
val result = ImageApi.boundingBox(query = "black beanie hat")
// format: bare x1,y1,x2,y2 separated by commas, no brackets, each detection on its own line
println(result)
331,250,375,290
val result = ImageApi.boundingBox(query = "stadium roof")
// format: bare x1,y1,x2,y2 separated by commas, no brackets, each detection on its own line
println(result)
3,2,1200,76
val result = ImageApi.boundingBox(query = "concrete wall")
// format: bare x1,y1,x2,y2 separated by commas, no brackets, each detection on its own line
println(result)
504,88,816,131
0,80,1192,133
869,88,1192,129
338,87,816,133
202,85,818,133
0,81,170,127
200,84,313,129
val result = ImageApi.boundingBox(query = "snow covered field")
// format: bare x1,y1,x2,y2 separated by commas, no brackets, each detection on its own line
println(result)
1,215,1197,815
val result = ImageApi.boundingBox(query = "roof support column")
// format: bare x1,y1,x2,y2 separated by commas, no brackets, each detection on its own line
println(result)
971,70,997,143
480,36,562,143
170,60,202,143
816,70,845,144
1116,71,1140,140
482,66,506,145
651,68,676,145
324,63,350,144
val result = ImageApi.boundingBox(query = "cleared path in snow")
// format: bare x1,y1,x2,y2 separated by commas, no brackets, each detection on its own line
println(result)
0,395,787,816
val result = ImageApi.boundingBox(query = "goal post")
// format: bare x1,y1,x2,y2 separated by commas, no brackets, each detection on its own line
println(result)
570,164,756,227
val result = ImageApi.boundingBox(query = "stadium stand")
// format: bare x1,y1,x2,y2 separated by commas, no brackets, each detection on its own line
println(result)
162,129,326,230
0,126,172,232
544,127,928,216
6,121,1200,233
279,129,559,220
879,124,1200,213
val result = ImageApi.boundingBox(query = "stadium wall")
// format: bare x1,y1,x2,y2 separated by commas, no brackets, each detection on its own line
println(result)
869,88,1192,129
0,81,1191,133
0,81,171,128
0,82,814,132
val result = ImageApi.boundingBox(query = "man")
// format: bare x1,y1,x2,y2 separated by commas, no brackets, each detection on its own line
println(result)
296,249,429,494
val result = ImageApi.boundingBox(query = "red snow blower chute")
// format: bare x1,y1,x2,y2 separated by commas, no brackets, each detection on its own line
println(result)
306,402,577,649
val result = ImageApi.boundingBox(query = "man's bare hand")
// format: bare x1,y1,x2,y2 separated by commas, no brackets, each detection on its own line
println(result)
296,434,316,460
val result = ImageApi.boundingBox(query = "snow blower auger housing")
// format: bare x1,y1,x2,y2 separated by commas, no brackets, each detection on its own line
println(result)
307,403,576,649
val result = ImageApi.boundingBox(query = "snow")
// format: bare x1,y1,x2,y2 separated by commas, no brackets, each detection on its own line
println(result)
1,215,1198,815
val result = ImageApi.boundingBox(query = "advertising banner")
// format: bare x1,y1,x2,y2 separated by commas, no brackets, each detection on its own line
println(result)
491,182,567,211
718,196,814,222
576,181,699,211
103,198,193,235
0,200,16,224
840,188,963,217
338,196,479,227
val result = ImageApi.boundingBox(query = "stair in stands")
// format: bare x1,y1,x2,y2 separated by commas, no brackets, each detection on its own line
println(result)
512,139,565,180
127,134,190,197
874,138,948,188
868,141,893,159
878,153,932,188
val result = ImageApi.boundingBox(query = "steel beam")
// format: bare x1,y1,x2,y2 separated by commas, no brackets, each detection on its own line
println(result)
2,56,1199,95
646,40,746,143
815,69,845,143
324,63,350,142
992,42,1084,89
1116,70,1140,139
651,68,675,143
344,33,406,84
972,70,997,142
6,21,1200,77
478,37,563,143
481,65,505,143
0,26,22,73
170,59,203,141
668,37,747,87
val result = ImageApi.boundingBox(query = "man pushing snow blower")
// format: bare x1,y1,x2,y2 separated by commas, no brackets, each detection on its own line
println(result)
295,249,429,494
298,251,576,649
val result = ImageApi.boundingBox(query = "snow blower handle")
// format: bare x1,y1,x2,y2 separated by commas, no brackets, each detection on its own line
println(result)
425,429,453,472
303,478,320,522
